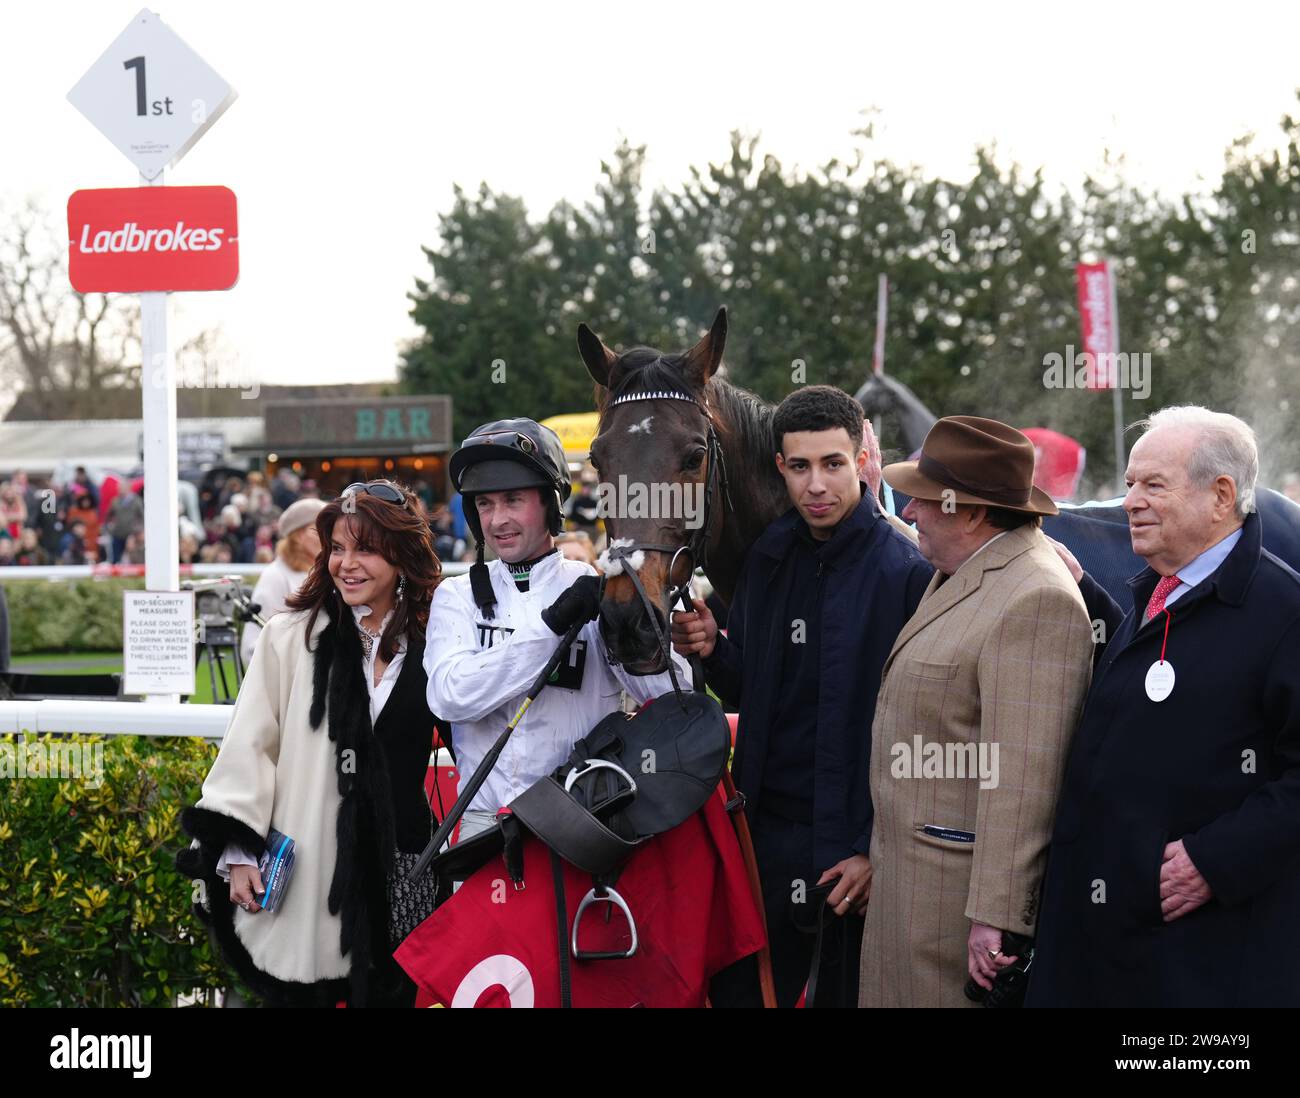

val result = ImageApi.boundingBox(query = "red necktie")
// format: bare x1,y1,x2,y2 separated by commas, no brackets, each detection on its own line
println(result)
1144,574,1181,622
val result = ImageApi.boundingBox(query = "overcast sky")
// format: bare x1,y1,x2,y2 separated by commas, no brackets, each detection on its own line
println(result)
5,1,1300,388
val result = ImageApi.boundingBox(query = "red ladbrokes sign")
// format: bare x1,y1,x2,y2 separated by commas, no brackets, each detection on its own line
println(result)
68,186,239,293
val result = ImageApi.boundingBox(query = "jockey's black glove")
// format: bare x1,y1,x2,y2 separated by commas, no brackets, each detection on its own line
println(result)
541,575,603,635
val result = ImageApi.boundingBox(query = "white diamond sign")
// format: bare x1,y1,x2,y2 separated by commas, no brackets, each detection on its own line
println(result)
67,8,237,180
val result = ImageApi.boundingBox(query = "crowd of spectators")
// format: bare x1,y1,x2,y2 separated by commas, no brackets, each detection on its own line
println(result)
0,462,620,570
0,466,297,567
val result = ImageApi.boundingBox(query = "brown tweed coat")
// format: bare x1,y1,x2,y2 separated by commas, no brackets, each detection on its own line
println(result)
858,524,1093,1007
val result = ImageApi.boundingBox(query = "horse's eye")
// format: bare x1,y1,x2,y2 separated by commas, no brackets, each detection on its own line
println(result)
684,449,705,472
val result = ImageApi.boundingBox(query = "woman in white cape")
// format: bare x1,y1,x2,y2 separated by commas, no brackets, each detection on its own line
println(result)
179,481,447,1007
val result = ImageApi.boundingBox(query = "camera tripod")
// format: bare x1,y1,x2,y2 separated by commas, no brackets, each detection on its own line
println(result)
184,576,265,705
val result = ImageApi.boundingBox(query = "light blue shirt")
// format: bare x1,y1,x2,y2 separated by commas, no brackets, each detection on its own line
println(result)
1163,526,1244,609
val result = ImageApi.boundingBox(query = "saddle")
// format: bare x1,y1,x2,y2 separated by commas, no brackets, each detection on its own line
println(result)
430,691,731,961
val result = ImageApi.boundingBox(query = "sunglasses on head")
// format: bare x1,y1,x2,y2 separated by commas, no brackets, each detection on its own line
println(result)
343,481,406,505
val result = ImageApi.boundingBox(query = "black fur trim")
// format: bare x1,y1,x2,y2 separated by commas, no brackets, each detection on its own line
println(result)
317,595,398,1007
178,805,266,865
309,611,331,730
176,807,346,1007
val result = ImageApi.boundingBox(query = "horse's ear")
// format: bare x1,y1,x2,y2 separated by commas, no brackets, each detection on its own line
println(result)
577,324,617,389
682,307,727,387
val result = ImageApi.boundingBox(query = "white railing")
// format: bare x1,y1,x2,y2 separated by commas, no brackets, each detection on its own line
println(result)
0,561,471,581
0,563,265,580
0,699,230,738
0,699,455,765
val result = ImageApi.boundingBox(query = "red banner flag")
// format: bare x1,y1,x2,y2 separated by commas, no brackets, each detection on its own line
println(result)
1075,260,1119,389
395,790,766,1008
1021,427,1086,500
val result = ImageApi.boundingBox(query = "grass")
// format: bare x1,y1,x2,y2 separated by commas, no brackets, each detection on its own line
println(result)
9,649,236,705
9,651,123,670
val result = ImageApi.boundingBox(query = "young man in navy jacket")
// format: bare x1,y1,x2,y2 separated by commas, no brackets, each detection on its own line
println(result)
673,385,932,1006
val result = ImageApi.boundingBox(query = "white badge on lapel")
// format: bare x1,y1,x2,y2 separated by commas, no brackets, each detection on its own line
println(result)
1145,661,1175,702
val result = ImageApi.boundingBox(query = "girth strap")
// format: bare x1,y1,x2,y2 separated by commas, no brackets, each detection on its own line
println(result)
551,848,573,1008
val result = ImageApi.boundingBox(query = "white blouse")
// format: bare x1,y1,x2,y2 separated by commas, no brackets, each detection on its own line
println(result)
352,603,407,725
217,602,407,883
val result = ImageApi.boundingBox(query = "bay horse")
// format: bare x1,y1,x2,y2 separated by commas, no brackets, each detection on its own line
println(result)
578,307,787,675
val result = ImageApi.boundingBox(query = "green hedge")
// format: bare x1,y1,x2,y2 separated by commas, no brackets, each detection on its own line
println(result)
0,731,247,1007
3,578,143,656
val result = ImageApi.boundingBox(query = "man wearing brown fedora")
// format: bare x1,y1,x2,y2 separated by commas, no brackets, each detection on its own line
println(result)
858,415,1095,1007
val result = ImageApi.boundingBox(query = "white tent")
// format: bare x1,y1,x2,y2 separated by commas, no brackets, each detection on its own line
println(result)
0,417,263,476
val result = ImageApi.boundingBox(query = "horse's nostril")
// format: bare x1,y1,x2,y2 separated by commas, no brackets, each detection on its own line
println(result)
597,596,672,665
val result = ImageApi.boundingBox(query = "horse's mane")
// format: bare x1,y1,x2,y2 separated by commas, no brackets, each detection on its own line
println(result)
709,377,775,463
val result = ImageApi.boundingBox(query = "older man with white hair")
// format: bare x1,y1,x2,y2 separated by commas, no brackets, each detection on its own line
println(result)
1029,406,1300,1006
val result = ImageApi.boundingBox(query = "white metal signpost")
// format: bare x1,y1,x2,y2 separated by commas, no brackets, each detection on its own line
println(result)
68,8,237,700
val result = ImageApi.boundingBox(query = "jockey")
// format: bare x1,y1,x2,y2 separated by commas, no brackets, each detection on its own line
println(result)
423,417,689,841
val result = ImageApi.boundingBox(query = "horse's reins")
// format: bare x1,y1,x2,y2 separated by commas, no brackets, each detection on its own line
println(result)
601,386,733,704
600,382,777,1008
595,382,774,1008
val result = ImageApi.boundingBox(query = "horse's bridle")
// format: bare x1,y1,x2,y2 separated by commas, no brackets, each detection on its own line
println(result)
601,387,733,701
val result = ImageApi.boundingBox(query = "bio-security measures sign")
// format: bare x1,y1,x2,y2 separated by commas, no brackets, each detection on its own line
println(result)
123,590,196,696
67,8,237,180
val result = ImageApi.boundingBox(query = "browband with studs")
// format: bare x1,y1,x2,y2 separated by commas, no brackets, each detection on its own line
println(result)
610,390,698,407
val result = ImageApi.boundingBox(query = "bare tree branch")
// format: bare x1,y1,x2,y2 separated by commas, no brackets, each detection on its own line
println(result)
0,198,141,412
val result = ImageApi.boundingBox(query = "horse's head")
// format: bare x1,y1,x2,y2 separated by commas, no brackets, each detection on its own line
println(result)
577,308,729,675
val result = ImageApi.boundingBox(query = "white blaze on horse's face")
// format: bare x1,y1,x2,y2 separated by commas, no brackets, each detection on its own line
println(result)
627,416,654,435
775,427,866,540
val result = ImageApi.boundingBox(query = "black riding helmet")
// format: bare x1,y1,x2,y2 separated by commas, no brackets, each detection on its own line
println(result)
450,418,571,538
450,418,572,617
